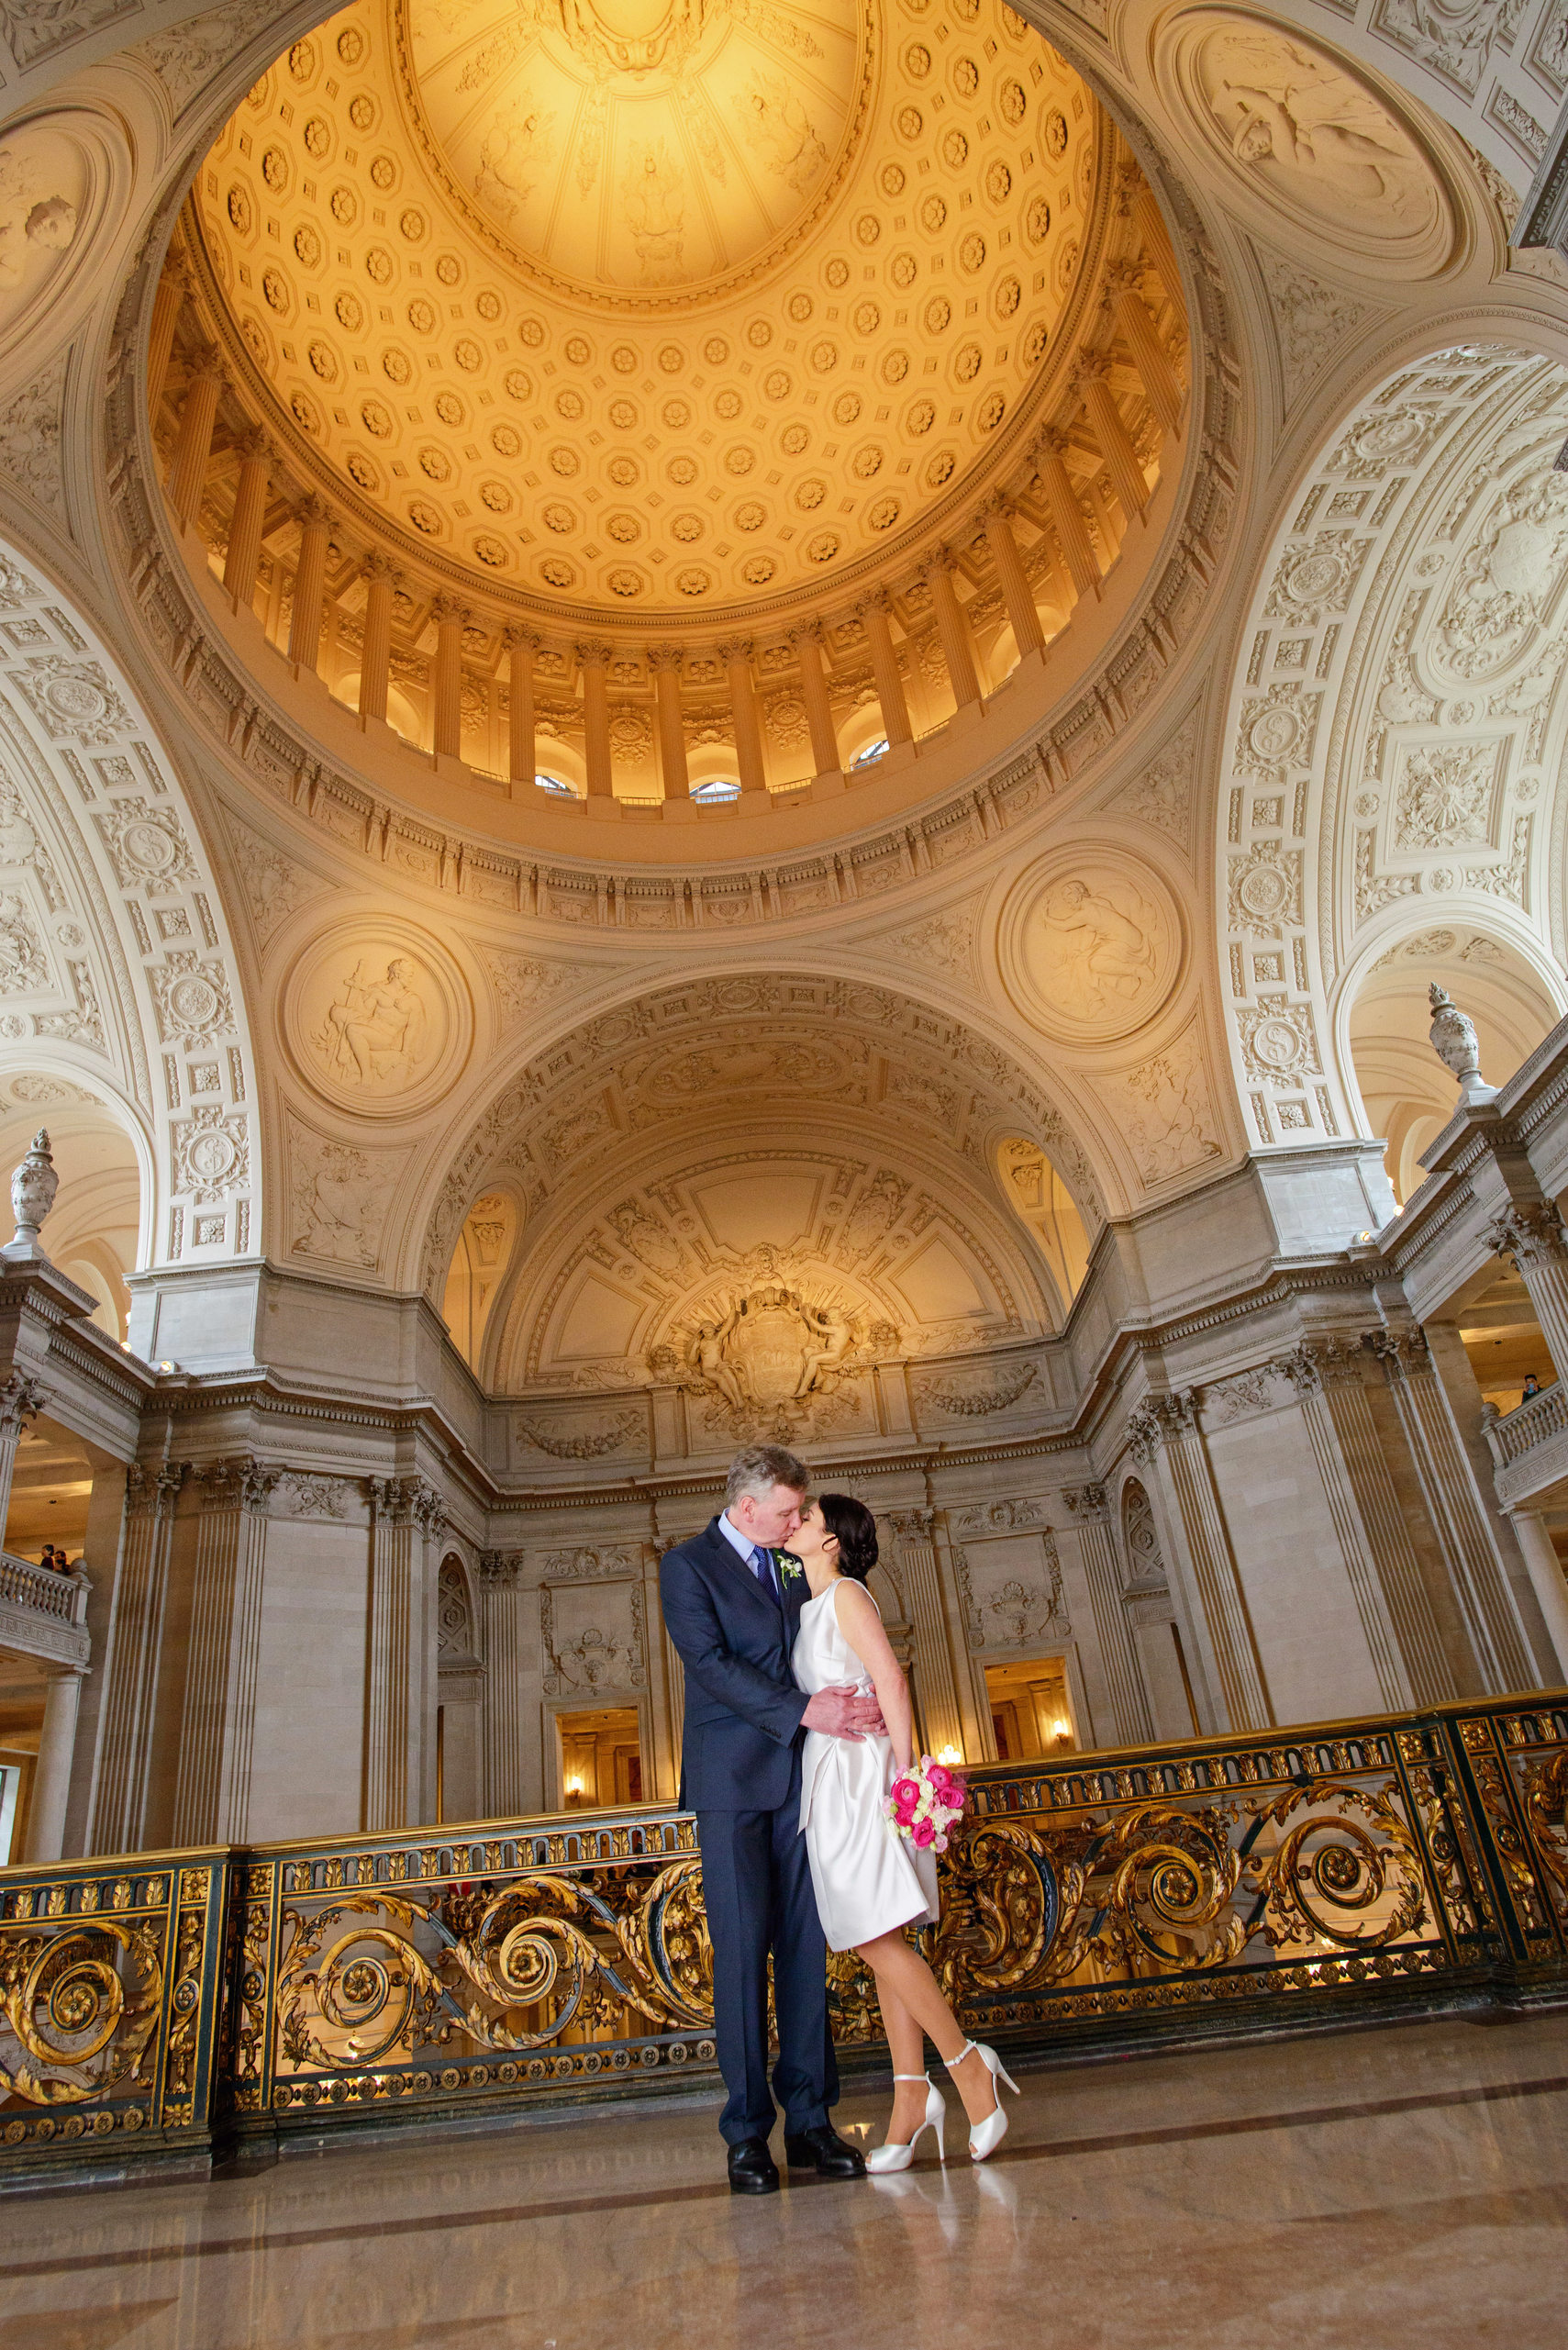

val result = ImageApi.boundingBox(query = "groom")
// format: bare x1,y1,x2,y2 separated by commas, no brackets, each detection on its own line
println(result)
660,1443,883,2194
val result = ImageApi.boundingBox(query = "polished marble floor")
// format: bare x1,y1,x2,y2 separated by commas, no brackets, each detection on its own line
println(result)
3,2007,1566,2349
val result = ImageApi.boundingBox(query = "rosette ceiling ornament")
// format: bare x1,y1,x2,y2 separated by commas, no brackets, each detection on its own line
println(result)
192,0,1105,625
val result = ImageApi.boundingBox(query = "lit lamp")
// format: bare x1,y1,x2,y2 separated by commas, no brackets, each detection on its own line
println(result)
937,1744,963,1766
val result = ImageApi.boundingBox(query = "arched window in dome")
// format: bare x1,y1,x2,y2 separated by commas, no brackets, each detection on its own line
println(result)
994,1136,1090,1323
851,736,889,770
535,771,578,797
692,775,740,803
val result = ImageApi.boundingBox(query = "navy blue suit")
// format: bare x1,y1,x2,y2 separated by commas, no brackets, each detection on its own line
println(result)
659,1516,837,2145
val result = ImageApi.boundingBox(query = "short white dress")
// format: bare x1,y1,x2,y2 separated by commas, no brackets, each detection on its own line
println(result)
793,1581,940,1953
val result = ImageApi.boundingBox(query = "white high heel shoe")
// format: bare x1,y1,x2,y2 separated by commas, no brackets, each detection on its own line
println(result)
864,2073,947,2172
944,2040,1020,2163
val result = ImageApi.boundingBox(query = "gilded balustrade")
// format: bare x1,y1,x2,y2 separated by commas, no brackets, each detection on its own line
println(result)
3,1695,1566,2183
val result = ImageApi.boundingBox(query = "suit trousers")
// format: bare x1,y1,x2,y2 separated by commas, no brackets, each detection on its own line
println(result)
696,1778,839,2145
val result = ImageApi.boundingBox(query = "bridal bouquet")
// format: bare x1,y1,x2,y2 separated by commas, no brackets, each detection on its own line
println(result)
884,1756,968,1854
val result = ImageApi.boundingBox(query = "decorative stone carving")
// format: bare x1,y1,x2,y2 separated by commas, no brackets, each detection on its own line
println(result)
138,0,282,116
287,923,467,1117
151,953,234,1052
1428,983,1493,1102
0,353,67,518
1003,850,1182,1046
1105,706,1198,851
478,1550,524,1587
5,1126,56,1260
1094,1025,1223,1189
0,0,138,73
13,660,130,750
274,1473,350,1520
95,798,198,897
0,892,49,996
1485,1199,1568,1273
1372,0,1527,102
1394,741,1499,850
951,1495,1051,1532
0,127,85,340
951,1521,1066,1651
172,1103,250,1205
541,1580,646,1695
915,1362,1037,1419
1228,842,1302,934
289,1123,402,1270
515,1410,642,1459
1173,17,1451,274
224,817,331,952
1252,245,1375,411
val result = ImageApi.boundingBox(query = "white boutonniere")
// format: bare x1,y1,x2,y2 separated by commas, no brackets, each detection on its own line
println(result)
777,1550,806,1588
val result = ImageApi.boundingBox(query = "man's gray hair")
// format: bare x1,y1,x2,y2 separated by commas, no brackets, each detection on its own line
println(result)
726,1444,809,1508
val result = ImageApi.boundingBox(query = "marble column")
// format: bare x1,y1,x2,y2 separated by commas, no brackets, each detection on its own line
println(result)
1486,1201,1568,1386
222,428,271,611
358,553,396,726
91,1464,186,1856
858,594,913,746
172,1458,278,1846
287,497,333,674
888,1509,965,1760
923,554,983,711
981,496,1045,658
1282,1341,1451,1710
1105,261,1183,437
0,1370,43,1543
577,641,614,796
365,1477,444,1832
478,1552,528,1815
1370,1329,1533,1694
1507,1509,1568,1682
146,259,189,416
1129,1395,1272,1732
503,625,538,794
23,1667,83,1864
167,350,224,531
1077,353,1149,526
1064,1485,1151,1746
1034,429,1101,603
791,622,842,783
719,638,768,796
649,646,689,799
430,596,467,761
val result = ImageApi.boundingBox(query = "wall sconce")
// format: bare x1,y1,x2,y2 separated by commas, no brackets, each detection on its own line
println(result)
937,1744,963,1765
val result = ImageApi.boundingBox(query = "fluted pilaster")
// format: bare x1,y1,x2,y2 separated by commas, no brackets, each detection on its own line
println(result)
167,350,224,531
1105,261,1183,437
718,638,768,796
503,625,539,793
790,622,841,781
981,496,1045,658
858,595,913,746
172,1457,279,1845
358,553,397,725
1064,1485,1151,1745
1077,353,1149,526
287,498,333,674
576,641,614,796
222,429,271,610
648,645,689,797
923,553,982,710
1128,1394,1272,1732
430,595,468,762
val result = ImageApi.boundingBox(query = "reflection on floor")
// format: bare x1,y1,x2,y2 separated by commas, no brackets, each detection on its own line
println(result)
4,2009,1566,2348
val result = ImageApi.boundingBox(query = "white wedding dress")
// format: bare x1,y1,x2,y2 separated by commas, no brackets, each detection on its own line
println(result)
793,1580,940,1953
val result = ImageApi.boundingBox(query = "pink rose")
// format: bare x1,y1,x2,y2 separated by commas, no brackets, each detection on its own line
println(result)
911,1818,937,1848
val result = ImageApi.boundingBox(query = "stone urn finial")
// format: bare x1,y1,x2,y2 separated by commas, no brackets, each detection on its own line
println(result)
1428,985,1495,1106
3,1129,59,1263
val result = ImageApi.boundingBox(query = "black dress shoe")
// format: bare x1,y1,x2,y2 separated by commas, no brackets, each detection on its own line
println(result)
727,2136,780,2195
783,2123,865,2178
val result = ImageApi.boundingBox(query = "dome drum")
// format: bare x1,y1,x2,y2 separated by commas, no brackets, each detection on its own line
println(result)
140,0,1191,846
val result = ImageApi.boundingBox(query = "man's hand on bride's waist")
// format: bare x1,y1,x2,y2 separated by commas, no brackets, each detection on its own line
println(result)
803,1683,887,1741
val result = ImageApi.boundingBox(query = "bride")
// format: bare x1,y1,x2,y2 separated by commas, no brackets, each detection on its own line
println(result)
787,1493,1019,2167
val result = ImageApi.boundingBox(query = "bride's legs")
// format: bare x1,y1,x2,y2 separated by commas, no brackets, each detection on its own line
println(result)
857,1930,999,2130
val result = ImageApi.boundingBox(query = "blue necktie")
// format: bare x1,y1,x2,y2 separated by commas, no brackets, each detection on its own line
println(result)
751,1546,782,1607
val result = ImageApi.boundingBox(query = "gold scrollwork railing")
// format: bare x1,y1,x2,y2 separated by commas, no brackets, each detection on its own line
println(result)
3,1695,1566,2182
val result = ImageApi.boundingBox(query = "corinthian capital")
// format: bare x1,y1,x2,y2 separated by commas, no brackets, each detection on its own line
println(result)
1486,1199,1567,1273
1062,1483,1109,1520
479,1549,524,1587
0,1370,45,1442
888,1507,936,1540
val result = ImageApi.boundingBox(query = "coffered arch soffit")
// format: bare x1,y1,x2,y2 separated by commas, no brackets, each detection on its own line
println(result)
484,1113,1066,1396
414,966,1109,1327
1214,339,1568,1162
0,532,261,1273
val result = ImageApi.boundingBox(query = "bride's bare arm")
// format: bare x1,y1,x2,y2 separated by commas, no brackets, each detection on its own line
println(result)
832,1579,914,1771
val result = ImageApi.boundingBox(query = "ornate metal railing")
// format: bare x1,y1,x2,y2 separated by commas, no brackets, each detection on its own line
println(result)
3,1694,1566,2183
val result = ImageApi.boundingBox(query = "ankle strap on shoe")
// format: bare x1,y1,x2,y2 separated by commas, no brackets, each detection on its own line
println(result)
891,2073,929,2083
942,2042,977,2071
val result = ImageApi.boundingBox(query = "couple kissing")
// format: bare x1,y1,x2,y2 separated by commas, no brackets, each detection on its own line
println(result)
659,1442,1019,2194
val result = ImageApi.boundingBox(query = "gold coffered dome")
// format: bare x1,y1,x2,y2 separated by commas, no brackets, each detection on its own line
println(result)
407,0,871,301
194,0,1098,620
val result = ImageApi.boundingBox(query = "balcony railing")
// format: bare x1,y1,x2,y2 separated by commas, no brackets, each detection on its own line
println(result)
0,1553,88,1628
1486,1381,1568,1467
2,1690,1565,2183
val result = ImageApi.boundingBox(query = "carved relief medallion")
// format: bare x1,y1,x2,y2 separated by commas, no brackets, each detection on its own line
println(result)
284,919,470,1118
999,847,1182,1046
1164,11,1453,277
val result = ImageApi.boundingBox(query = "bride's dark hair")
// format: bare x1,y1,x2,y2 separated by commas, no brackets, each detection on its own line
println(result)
817,1492,878,1585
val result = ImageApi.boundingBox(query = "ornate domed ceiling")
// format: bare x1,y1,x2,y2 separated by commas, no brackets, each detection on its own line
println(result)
193,0,1098,624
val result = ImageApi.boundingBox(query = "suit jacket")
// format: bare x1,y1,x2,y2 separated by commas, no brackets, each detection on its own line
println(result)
659,1516,811,1813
